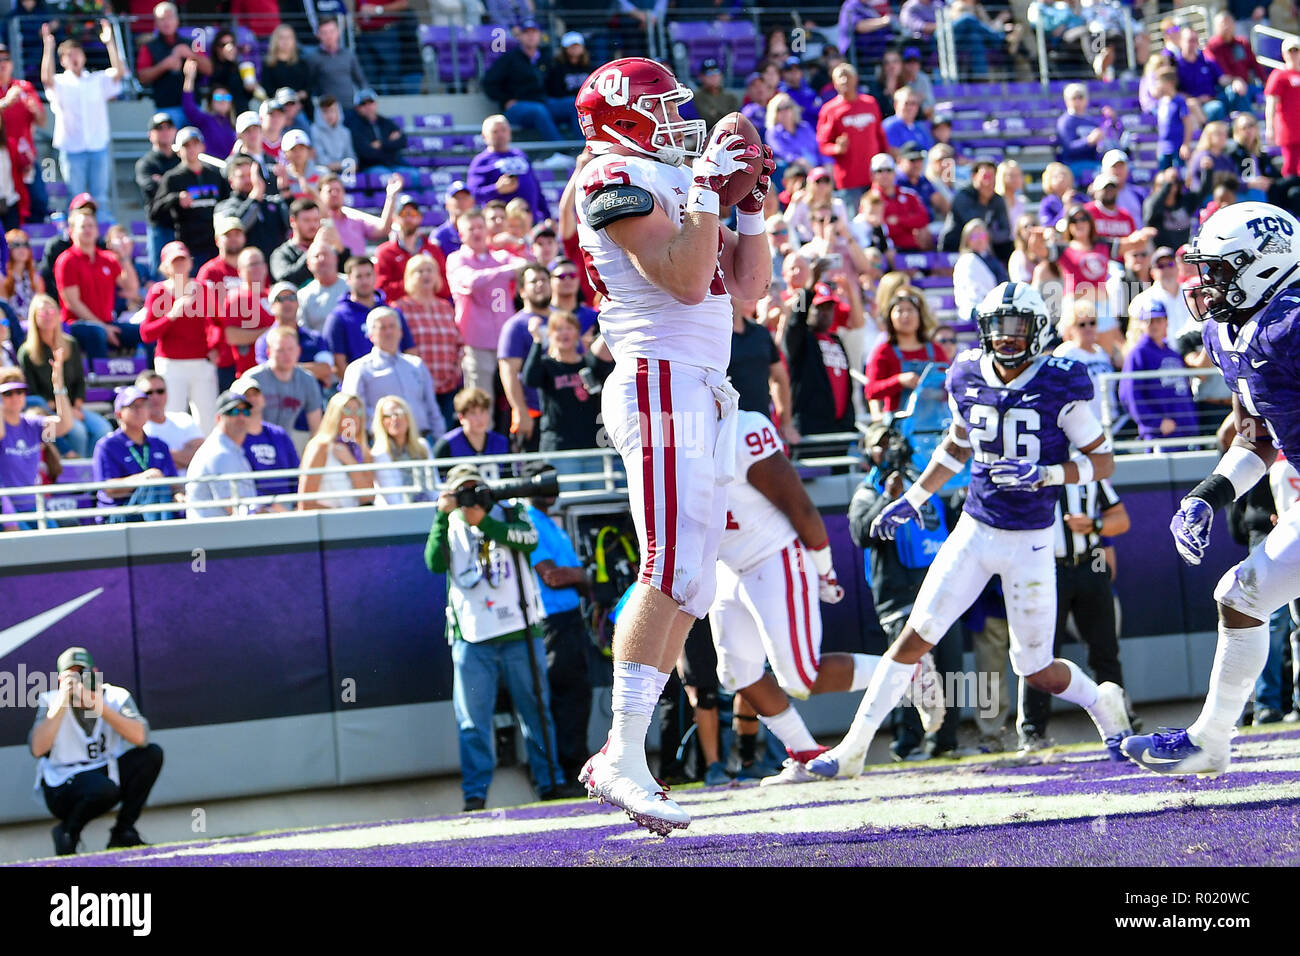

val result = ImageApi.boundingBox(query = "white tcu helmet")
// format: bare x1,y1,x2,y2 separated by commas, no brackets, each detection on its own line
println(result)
975,282,1052,368
1184,201,1300,325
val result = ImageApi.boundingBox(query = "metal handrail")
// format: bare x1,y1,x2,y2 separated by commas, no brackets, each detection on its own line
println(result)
1251,24,1299,70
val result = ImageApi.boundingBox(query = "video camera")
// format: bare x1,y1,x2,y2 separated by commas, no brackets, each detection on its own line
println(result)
863,417,918,482
454,472,561,510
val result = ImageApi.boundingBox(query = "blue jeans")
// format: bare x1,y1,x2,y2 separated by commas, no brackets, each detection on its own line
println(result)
1254,604,1296,713
146,223,174,275
505,100,562,142
58,406,112,458
68,320,143,360
57,148,112,217
451,636,562,801
546,97,579,136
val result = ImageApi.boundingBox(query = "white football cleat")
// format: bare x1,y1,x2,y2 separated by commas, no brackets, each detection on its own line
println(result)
1088,681,1134,762
760,751,827,786
804,745,868,780
903,653,946,734
579,749,690,835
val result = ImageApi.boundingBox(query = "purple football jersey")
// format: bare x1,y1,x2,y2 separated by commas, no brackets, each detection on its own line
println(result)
1202,286,1300,456
948,350,1095,530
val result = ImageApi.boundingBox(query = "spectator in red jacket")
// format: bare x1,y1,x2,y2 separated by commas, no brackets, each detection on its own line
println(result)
864,286,948,416
816,62,889,211
1204,12,1268,87
0,43,44,222
375,193,451,305
140,240,220,432
1266,38,1300,177
869,152,933,251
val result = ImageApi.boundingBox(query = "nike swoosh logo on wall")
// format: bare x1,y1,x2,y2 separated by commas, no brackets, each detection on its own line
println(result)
0,588,104,661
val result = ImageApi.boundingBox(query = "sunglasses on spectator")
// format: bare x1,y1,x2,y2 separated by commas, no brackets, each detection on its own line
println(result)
933,336,957,346
1074,320,1097,328
382,408,407,418
143,387,166,396
226,406,252,416
274,292,297,302
213,93,232,102
1069,215,1089,223
551,271,577,280
9,241,27,248
1154,257,1173,267
815,215,838,224
2,388,25,397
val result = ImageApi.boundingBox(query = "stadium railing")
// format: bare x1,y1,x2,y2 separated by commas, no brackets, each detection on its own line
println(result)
1252,23,1300,69
1,435,867,531
1097,366,1224,455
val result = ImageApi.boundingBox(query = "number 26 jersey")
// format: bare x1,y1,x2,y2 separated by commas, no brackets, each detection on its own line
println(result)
947,350,1103,531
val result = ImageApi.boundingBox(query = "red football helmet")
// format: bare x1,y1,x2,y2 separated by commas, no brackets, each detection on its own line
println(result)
576,58,705,167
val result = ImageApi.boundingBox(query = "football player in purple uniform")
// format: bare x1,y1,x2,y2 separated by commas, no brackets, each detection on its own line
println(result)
1124,202,1300,775
807,282,1130,779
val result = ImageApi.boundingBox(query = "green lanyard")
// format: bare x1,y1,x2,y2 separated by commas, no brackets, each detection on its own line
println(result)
127,442,150,472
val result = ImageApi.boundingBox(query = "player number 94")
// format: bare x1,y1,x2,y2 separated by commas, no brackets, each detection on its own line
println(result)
745,428,779,455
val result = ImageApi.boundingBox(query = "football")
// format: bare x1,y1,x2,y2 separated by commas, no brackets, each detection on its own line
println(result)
711,111,763,208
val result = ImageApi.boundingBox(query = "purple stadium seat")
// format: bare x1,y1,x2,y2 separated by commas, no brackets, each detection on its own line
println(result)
92,357,148,378
470,25,517,70
419,25,479,89
414,114,457,130
715,21,759,78
668,21,725,79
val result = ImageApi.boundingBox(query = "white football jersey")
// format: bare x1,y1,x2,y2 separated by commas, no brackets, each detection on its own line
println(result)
717,410,799,574
575,153,733,372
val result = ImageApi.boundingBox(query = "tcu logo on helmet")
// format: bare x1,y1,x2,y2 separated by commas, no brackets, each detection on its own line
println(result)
1245,215,1295,253
595,68,630,107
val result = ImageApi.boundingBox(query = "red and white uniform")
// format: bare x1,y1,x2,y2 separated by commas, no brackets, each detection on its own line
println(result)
576,153,732,371
577,152,739,618
709,411,822,697
1084,200,1136,256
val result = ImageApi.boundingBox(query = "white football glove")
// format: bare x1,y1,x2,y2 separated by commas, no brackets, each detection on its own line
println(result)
691,129,750,194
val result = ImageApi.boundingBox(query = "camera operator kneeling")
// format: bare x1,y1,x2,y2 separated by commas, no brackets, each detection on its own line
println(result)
29,647,164,856
425,464,570,811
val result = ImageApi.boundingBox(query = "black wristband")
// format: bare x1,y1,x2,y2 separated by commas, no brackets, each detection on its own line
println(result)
1186,473,1236,512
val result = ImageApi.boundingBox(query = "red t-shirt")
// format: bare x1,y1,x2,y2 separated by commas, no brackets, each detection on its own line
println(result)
1083,201,1136,250
220,287,275,373
1265,69,1300,146
816,93,888,190
1057,242,1112,297
816,332,851,420
231,0,281,37
196,257,240,291
876,185,931,251
375,236,451,305
139,281,219,360
54,246,121,325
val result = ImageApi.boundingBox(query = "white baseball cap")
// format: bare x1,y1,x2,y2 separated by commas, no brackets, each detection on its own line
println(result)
1283,36,1300,53
1101,148,1128,168
282,129,311,151
236,111,262,134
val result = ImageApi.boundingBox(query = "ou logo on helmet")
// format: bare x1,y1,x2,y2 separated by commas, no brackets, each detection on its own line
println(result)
595,69,631,107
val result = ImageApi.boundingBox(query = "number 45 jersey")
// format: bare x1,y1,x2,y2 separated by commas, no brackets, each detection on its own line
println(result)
575,153,733,373
1202,286,1300,456
947,350,1104,531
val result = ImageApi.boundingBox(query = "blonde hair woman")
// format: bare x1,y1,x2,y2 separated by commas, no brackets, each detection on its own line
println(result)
1038,161,1087,228
996,159,1026,227
371,394,434,506
1055,296,1118,424
260,25,311,121
298,392,373,509
17,294,110,458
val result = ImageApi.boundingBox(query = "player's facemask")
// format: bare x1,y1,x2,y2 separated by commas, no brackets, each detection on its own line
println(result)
978,308,1039,368
645,93,704,162
1183,252,1250,325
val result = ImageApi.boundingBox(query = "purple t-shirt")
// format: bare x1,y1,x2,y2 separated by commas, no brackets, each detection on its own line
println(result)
242,422,301,497
497,310,546,413
92,430,178,507
1157,95,1189,156
0,414,46,515
1176,52,1222,100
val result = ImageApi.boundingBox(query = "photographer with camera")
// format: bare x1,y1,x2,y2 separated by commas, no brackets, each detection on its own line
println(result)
29,647,164,856
850,417,963,759
425,463,566,810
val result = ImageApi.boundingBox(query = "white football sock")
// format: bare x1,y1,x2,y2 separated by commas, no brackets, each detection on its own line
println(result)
1189,622,1269,749
652,669,671,699
1055,659,1100,710
829,657,917,761
850,653,882,692
758,706,818,755
608,661,661,790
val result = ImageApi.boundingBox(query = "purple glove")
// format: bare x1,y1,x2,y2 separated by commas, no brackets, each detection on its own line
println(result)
870,497,921,540
1170,497,1213,566
988,458,1047,492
